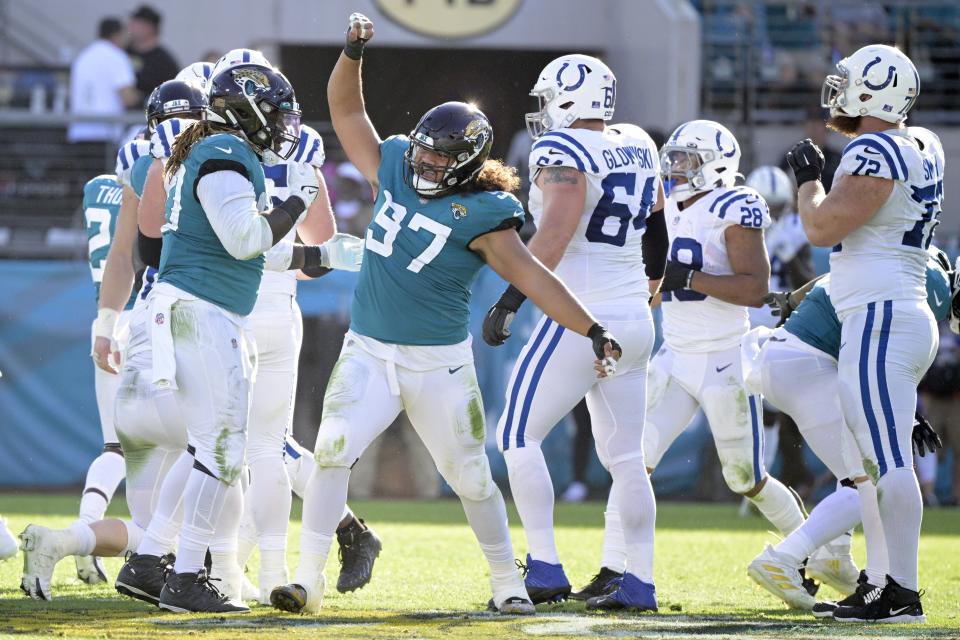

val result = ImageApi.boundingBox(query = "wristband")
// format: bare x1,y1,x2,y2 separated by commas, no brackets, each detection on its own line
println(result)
344,39,365,60
93,308,119,338
498,285,527,312
278,195,306,220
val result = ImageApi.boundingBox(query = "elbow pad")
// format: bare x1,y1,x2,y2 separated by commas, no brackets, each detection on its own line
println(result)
642,208,668,280
137,231,163,268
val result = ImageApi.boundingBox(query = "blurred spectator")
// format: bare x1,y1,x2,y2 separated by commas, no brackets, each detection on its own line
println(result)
919,324,960,505
330,163,373,237
778,106,842,192
67,17,138,143
126,5,179,100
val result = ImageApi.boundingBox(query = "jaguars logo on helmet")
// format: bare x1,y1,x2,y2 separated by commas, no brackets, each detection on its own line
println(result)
232,67,271,94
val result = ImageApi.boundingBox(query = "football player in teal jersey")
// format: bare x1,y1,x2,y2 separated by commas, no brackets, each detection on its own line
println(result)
271,13,622,617
139,64,363,614
746,247,954,614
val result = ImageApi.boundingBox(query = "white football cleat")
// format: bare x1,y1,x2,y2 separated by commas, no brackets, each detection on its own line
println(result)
0,518,18,560
75,555,108,585
20,525,70,600
747,544,815,610
806,543,859,596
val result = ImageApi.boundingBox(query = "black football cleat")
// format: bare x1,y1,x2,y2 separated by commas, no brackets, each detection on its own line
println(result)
336,518,382,593
158,568,249,613
833,575,925,623
115,552,175,605
570,567,624,601
812,570,879,618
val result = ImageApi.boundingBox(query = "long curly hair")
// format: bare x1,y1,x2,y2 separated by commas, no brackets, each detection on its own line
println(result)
163,120,238,179
466,159,521,193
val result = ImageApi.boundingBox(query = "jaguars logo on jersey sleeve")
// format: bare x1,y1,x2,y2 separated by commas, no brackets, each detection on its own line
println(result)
115,139,151,188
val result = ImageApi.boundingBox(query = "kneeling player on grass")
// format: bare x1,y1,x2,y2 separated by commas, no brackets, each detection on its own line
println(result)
270,13,622,617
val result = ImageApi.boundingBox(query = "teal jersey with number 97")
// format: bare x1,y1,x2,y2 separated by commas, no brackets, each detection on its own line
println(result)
350,135,525,345
82,174,137,310
158,133,267,316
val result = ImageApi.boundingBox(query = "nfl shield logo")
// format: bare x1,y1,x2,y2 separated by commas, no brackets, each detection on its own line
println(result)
155,313,165,325
231,338,238,349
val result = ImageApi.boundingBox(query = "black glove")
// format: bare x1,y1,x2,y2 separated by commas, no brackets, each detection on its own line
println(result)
482,285,526,346
912,411,942,457
785,138,826,188
660,260,694,293
764,291,796,327
300,245,333,279
344,13,373,60
587,323,622,361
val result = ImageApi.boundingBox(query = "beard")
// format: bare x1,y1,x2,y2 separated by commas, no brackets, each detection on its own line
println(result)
826,114,862,137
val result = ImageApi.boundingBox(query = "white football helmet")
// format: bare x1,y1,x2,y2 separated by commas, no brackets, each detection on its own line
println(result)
175,61,214,89
821,44,919,123
525,54,616,139
661,120,741,202
746,166,794,212
211,48,272,80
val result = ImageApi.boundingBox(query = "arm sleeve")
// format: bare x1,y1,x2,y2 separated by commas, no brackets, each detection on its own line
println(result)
196,170,274,261
137,231,163,268
642,208,668,279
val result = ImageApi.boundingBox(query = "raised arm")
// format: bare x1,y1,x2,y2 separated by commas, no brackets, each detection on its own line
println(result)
328,13,382,190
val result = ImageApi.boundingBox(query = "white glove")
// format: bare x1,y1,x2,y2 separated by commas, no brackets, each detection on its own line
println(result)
320,233,364,271
287,162,320,214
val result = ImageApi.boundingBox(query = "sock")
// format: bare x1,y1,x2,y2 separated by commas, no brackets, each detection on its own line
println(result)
877,467,922,591
857,479,888,585
609,458,656,582
79,451,125,523
236,493,258,571
828,531,853,555
339,505,355,529
600,492,627,573
138,450,192,556
748,476,805,536
460,488,527,602
247,454,291,575
294,466,351,587
209,481,243,600
503,446,559,564
775,485,860,564
259,534,288,591
173,469,233,575
66,522,97,556
121,521,145,555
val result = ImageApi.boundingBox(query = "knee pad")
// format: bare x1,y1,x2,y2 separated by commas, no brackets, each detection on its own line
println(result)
720,459,760,494
449,454,495,502
313,419,357,469
645,359,672,412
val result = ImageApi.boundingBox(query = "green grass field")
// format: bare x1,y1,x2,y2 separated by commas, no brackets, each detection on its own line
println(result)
0,494,957,639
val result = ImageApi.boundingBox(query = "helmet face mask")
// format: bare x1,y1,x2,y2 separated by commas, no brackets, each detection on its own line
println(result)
207,64,301,163
525,54,616,140
661,120,741,203
820,44,919,124
403,101,493,198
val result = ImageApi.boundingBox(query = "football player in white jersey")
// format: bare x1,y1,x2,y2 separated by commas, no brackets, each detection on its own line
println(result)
175,61,214,89
645,120,807,569
484,54,664,611
784,44,942,623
